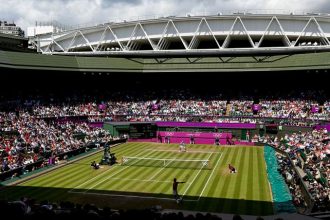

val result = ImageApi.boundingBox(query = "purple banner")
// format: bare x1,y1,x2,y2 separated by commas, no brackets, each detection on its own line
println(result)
156,121,256,129
99,104,106,110
159,131,231,139
157,131,233,145
152,104,159,110
89,122,104,128
314,124,330,131
56,118,85,124
252,104,261,111
311,105,319,113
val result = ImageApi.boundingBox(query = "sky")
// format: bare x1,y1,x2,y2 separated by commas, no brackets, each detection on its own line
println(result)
1,0,329,33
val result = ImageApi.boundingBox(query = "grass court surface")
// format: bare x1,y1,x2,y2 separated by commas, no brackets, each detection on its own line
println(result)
1,143,273,215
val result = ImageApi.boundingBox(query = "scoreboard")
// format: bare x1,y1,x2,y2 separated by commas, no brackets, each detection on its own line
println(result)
129,123,157,139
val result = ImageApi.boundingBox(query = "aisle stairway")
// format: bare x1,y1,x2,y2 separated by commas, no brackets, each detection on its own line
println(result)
225,103,232,116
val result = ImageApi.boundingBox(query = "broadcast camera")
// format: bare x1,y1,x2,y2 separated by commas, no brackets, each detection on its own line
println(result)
100,144,116,165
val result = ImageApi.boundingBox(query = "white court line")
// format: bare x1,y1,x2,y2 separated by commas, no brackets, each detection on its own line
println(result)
84,150,157,193
69,147,152,193
69,191,199,202
68,165,117,193
181,152,214,198
197,153,223,201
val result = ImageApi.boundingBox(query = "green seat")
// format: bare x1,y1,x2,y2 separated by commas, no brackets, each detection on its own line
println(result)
319,170,329,187
306,170,314,181
322,156,329,163
300,151,307,161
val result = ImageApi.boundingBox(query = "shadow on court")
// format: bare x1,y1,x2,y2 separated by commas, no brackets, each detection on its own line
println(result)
0,185,279,216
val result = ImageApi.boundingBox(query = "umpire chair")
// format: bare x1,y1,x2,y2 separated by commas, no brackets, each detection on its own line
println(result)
100,143,116,165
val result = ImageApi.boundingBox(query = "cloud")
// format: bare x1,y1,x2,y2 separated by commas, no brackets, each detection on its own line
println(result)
0,0,327,34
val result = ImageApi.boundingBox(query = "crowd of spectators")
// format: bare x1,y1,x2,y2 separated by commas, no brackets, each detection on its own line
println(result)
27,99,330,125
0,198,281,220
324,101,330,116
33,102,103,118
229,100,254,116
0,111,114,176
0,89,329,126
257,100,328,120
32,100,228,119
254,129,330,212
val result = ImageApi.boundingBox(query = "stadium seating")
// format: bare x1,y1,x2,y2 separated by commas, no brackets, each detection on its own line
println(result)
0,88,329,215
261,129,330,212
0,111,114,178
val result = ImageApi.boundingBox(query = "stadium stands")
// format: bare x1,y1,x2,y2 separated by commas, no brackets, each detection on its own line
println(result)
0,111,115,178
26,95,330,123
1,47,330,218
258,129,330,212
1,88,329,214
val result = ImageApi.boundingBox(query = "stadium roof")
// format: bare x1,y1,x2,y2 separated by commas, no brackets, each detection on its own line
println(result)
30,14,330,57
1,49,330,73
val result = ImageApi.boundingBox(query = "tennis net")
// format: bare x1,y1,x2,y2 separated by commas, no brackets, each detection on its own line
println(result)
121,156,211,170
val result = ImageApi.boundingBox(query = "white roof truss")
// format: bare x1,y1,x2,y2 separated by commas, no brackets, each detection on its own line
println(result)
137,23,157,50
64,31,95,52
66,31,78,52
78,30,94,51
294,17,330,46
157,20,188,50
94,26,125,51
189,17,221,49
126,23,157,50
222,17,255,48
258,16,291,47
52,39,65,52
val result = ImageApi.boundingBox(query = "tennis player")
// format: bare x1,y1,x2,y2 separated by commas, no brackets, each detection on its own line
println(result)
173,178,185,203
179,141,186,152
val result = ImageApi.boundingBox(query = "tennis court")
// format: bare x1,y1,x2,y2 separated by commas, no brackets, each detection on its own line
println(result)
1,142,273,215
